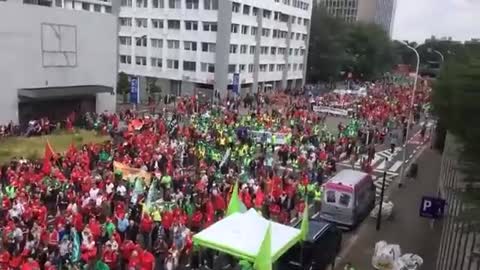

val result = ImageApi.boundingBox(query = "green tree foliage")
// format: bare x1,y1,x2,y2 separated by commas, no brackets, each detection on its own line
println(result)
146,77,162,93
307,5,348,84
117,72,130,103
307,4,394,83
433,45,480,229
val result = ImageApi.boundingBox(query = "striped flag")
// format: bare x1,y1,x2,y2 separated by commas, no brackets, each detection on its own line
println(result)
70,228,80,263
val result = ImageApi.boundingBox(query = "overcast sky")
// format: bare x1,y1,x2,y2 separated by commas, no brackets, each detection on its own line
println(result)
392,0,480,43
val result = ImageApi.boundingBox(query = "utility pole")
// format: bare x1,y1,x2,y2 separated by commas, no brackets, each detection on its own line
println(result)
376,158,388,231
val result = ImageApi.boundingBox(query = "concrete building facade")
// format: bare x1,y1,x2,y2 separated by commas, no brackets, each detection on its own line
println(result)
117,0,313,99
0,0,118,124
317,0,396,36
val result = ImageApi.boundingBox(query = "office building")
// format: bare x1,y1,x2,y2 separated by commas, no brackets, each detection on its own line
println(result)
118,0,313,98
317,0,396,36
0,0,118,124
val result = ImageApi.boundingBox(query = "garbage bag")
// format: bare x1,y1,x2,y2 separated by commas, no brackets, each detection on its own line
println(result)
393,254,423,270
372,241,401,270
370,201,394,220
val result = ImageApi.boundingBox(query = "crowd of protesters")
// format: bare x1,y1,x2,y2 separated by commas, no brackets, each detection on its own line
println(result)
0,81,430,270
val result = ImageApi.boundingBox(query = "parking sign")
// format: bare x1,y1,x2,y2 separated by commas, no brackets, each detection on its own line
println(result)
419,196,446,219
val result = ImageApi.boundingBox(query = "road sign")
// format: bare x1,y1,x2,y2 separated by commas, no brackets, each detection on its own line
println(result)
232,73,240,95
419,196,446,219
130,77,140,104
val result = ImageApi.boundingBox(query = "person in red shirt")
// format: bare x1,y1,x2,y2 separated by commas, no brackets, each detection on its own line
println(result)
120,240,135,262
20,258,40,270
128,250,141,270
0,250,10,270
102,244,118,269
140,249,155,270
140,213,153,249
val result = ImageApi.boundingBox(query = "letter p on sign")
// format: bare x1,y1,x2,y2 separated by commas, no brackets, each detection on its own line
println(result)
422,200,432,212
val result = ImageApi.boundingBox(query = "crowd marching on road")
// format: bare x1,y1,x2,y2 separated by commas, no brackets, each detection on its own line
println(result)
0,81,431,270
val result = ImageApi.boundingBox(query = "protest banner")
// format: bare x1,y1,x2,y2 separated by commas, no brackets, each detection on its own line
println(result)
249,130,288,145
313,105,349,116
114,161,152,185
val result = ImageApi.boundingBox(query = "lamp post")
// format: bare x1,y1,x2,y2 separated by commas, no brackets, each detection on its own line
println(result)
397,40,420,188
428,48,445,62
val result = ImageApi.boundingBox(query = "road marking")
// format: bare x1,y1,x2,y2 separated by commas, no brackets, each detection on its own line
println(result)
377,160,386,170
388,161,403,172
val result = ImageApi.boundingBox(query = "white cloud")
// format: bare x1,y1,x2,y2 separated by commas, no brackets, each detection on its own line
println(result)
392,0,480,43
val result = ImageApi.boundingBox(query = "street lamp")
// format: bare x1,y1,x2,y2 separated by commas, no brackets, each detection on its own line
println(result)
397,40,420,188
428,48,445,62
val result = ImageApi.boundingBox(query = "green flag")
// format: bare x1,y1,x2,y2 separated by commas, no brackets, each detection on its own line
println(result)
254,223,272,270
226,181,242,216
95,260,110,270
70,228,80,263
300,200,309,241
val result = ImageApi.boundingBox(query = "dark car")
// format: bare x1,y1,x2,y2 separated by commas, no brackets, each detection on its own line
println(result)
278,219,342,270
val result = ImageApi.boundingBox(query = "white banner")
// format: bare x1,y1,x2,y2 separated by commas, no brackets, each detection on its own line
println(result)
249,130,288,145
313,105,349,116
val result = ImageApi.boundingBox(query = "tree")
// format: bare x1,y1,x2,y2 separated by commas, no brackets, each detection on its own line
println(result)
432,44,480,230
306,4,348,84
307,3,395,84
146,77,162,94
342,22,395,80
117,72,130,104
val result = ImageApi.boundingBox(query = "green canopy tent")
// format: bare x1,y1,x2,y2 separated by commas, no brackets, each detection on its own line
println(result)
193,209,303,269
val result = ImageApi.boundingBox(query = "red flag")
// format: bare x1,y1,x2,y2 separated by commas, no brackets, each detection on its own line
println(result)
42,140,56,174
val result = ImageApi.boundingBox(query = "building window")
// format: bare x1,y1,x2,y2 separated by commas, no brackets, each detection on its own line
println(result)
229,44,238,54
135,36,147,47
294,48,299,56
167,40,180,49
302,34,307,41
293,63,298,71
232,2,240,13
119,36,132,46
203,22,217,32
299,64,304,70
183,61,196,71
82,2,89,10
204,0,218,10
184,41,197,51
93,4,101,12
270,47,277,55
240,45,247,54
296,33,301,40
151,57,162,67
241,25,249,35
300,49,305,56
252,7,258,16
228,64,236,73
239,64,246,72
185,21,198,30
121,0,132,7
135,18,148,28
243,4,250,15
151,38,163,48
151,19,164,29
259,64,267,72
289,48,293,55
260,46,268,55
167,59,179,69
248,64,254,73
249,46,256,54
201,42,216,52
201,63,215,73
263,9,271,19
186,0,199,9
262,28,270,37
250,26,257,36
135,56,147,66
136,0,147,8
167,20,181,29
119,17,132,26
152,0,164,8
231,24,239,34
269,64,275,72
120,55,132,64
168,0,181,8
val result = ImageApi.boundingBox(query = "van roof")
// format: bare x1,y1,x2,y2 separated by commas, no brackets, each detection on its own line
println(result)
294,219,333,242
328,169,368,187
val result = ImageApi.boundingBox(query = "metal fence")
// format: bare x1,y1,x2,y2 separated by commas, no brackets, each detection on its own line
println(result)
436,134,480,270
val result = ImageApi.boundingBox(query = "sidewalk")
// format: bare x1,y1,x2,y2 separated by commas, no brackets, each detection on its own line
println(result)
337,148,443,270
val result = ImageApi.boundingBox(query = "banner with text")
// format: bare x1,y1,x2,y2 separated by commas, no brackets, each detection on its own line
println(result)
313,105,349,116
249,130,288,145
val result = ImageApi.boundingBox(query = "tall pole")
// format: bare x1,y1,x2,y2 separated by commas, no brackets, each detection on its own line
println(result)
376,160,388,231
398,40,420,188
433,50,445,63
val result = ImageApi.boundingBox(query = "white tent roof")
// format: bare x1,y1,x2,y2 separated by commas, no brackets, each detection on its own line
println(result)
193,209,301,262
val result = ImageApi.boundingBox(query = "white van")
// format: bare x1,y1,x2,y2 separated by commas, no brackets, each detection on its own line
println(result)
319,169,375,228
